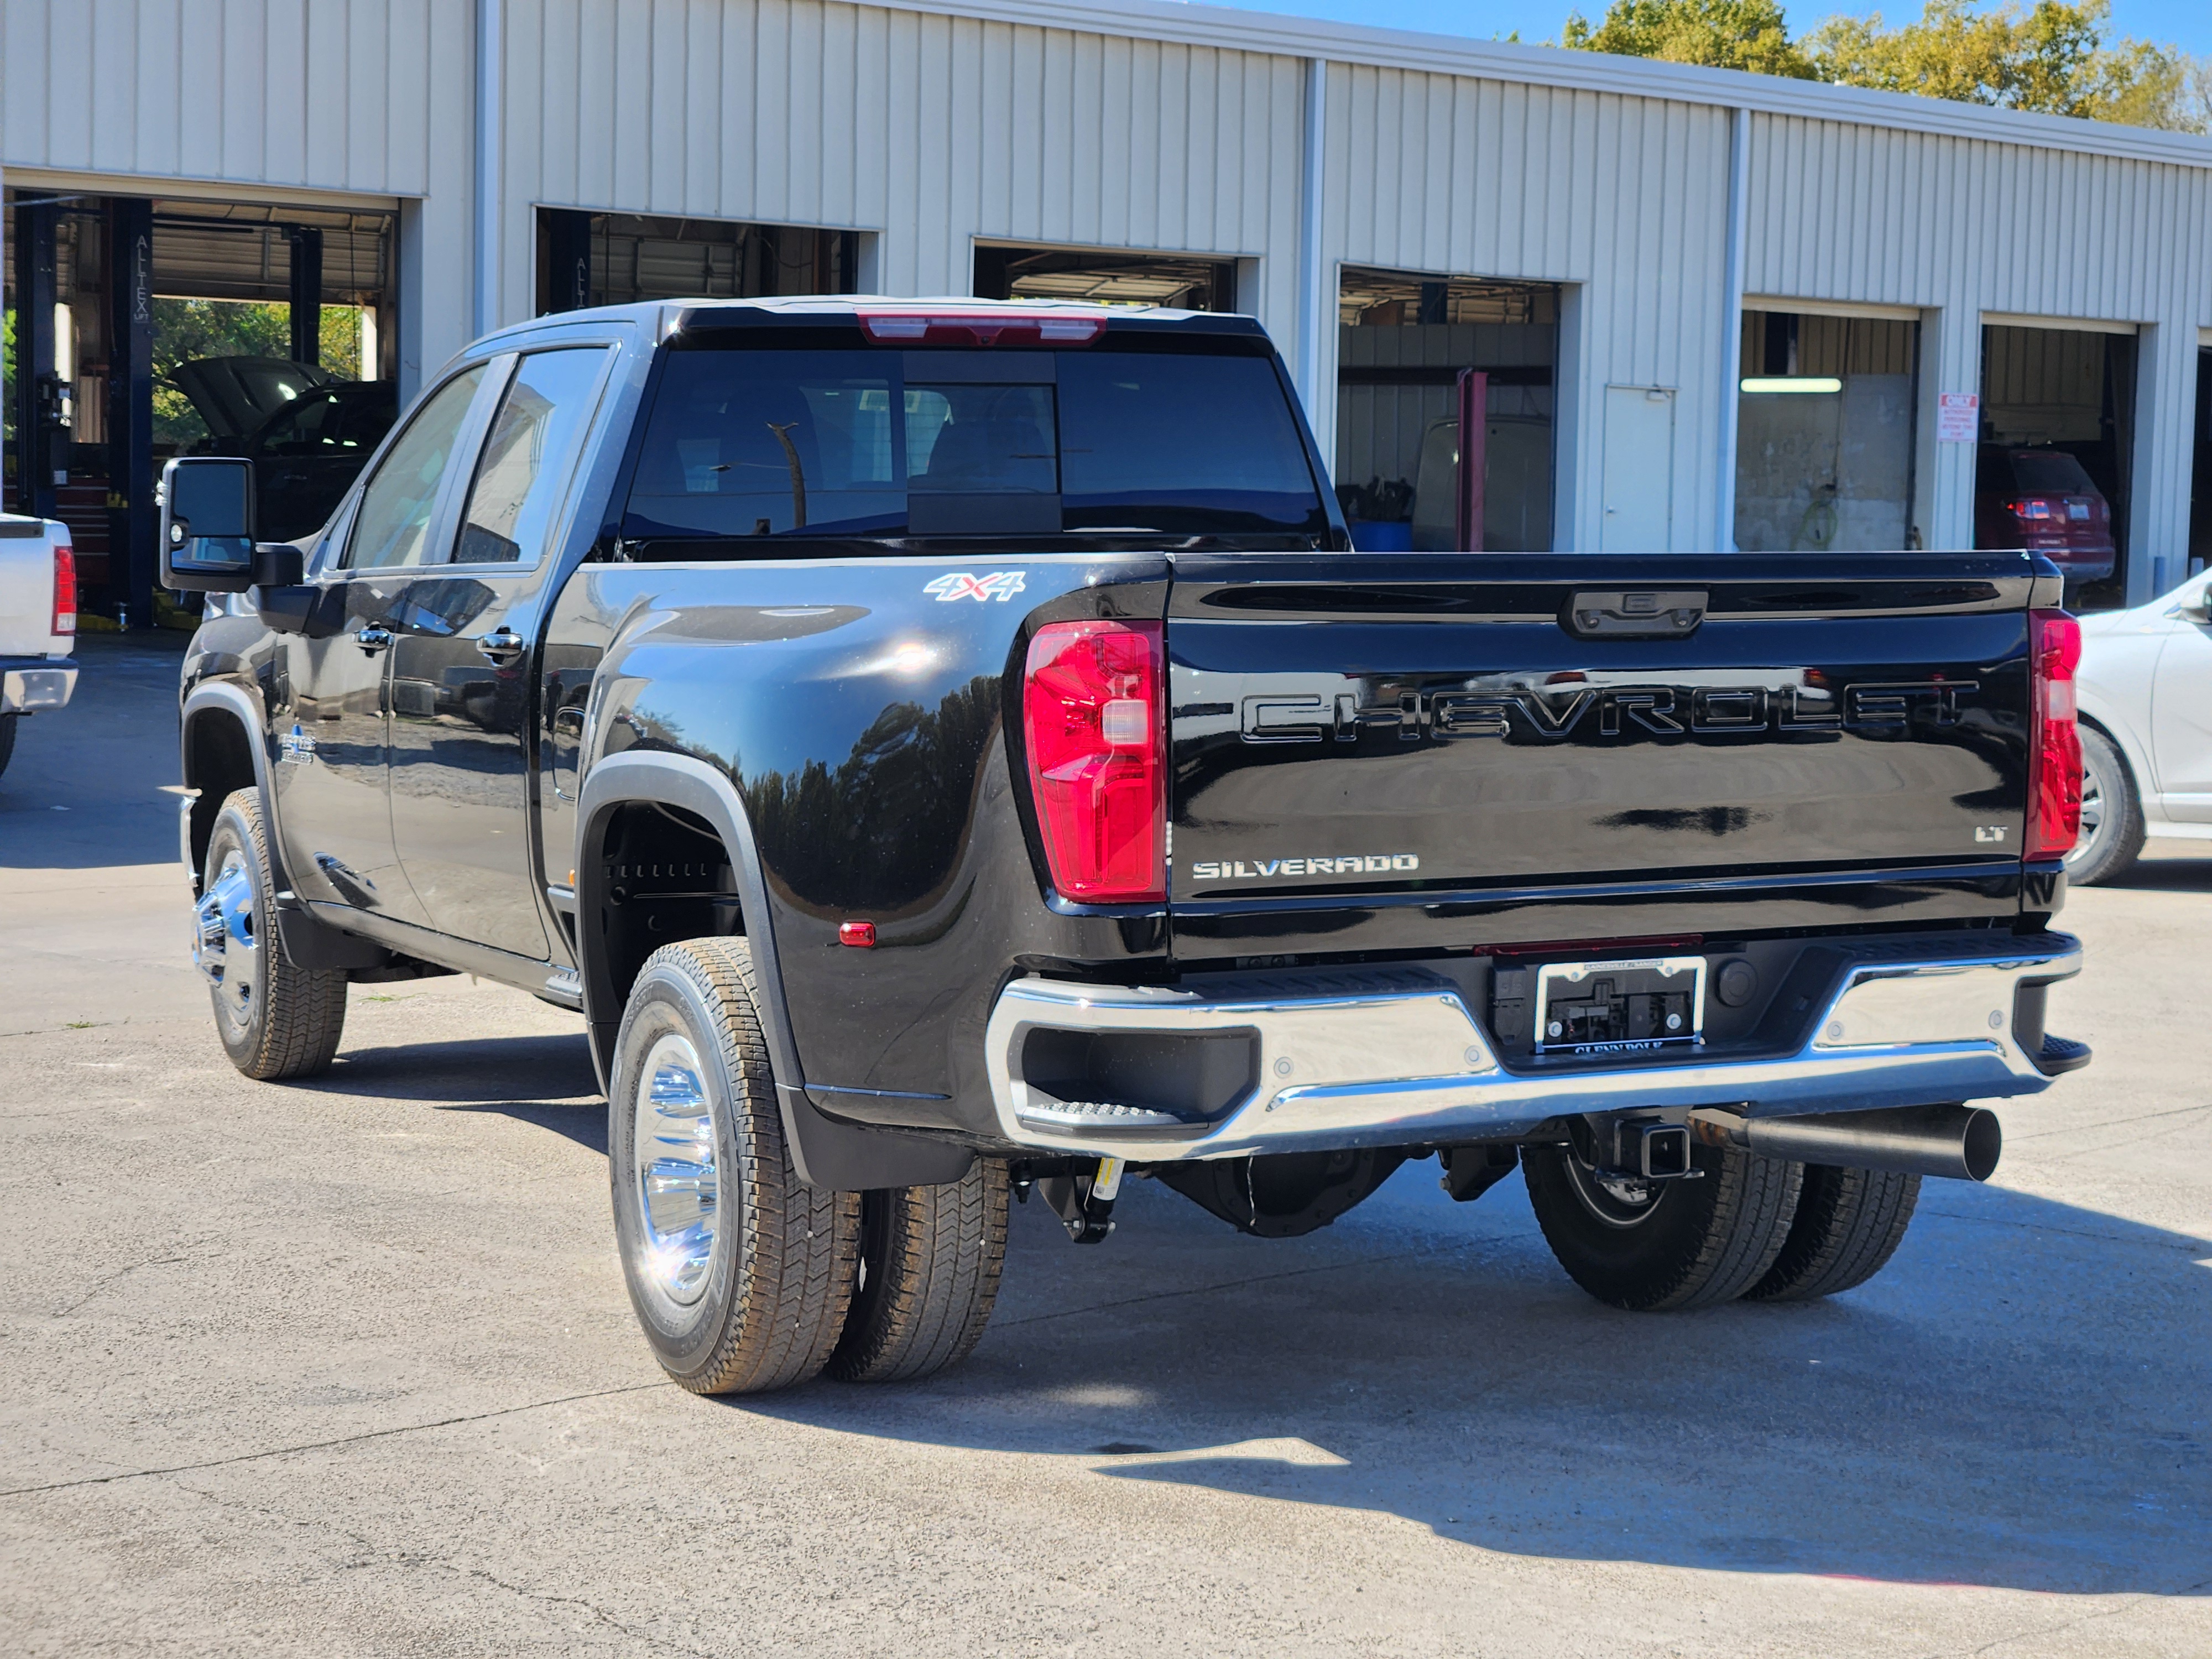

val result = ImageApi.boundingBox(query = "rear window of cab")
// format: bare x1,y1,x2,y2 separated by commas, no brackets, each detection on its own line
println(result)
622,331,1327,542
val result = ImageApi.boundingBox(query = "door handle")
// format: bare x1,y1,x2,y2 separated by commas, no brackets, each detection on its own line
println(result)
476,625,526,665
354,624,394,654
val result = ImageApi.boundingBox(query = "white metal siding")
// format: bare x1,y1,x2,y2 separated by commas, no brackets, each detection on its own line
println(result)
1,0,456,195
499,0,1307,341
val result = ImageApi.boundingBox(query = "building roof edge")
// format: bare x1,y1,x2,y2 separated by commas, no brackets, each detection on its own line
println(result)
874,0,2212,170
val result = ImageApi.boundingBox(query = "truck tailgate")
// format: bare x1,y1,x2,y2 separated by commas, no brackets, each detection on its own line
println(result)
1166,554,2052,951
0,519,60,657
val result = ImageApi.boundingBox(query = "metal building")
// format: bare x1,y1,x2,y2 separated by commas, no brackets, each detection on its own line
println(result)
3,0,2209,618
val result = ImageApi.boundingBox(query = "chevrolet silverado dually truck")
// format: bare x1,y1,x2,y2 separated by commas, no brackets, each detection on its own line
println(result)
0,511,78,779
161,297,2090,1395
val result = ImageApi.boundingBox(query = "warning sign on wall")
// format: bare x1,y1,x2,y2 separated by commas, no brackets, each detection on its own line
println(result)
1937,392,1980,442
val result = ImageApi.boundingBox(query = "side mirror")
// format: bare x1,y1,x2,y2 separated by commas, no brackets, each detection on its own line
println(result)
160,456,258,592
2179,597,2211,625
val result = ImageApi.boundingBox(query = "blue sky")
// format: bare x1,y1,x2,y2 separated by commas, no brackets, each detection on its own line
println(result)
1187,0,2212,58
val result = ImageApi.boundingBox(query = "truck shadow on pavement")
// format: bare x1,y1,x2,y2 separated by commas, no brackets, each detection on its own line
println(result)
306,1030,608,1154
743,1172,2212,1598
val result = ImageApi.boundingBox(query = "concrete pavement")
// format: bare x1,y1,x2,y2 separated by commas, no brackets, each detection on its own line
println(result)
1,634,2206,1656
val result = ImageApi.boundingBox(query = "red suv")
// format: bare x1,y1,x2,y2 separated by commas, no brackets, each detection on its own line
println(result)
1974,446,2117,585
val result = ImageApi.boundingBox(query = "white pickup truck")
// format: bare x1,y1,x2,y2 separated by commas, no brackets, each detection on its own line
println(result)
0,513,78,779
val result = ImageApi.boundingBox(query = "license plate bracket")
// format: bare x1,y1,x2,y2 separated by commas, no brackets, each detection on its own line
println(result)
1532,956,1707,1057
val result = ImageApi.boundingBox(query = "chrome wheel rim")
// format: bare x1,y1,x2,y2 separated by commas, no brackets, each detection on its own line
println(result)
630,1032,721,1317
1562,1152,1663,1229
194,850,260,1037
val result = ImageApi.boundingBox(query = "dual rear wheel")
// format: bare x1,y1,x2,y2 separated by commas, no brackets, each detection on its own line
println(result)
1522,1138,1920,1311
609,937,1006,1395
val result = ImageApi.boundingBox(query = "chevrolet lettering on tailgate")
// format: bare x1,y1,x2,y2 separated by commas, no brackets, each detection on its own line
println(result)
1239,680,1979,743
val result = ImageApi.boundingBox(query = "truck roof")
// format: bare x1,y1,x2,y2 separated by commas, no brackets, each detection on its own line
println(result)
472,294,1270,352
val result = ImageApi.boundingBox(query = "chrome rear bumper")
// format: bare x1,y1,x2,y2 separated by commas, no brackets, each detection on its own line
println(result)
984,935,2083,1160
0,657,75,713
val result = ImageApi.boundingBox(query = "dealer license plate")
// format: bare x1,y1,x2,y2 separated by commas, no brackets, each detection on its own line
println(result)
1531,956,1708,1057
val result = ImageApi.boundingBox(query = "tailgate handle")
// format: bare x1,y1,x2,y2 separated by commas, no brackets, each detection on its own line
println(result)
1564,589,1707,639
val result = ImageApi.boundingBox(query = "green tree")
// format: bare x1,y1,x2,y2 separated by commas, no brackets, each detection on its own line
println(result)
2074,39,2212,131
1561,0,2210,133
1808,0,2094,112
1562,0,1818,77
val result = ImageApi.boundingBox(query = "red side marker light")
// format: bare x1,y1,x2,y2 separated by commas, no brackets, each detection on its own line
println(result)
838,920,877,949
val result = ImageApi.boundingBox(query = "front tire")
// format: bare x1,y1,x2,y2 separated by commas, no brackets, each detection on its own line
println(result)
2067,726,2144,886
827,1160,1009,1384
1524,1138,1801,1311
609,937,859,1395
195,789,348,1080
1744,1165,1919,1302
0,712,17,780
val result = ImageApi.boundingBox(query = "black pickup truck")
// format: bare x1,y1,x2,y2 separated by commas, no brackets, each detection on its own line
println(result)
163,297,2089,1396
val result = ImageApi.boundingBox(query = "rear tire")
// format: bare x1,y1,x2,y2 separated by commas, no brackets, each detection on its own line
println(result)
2067,726,2144,886
827,1159,1009,1383
1744,1165,1920,1301
609,937,860,1395
1524,1138,1801,1311
0,712,17,780
196,789,348,1080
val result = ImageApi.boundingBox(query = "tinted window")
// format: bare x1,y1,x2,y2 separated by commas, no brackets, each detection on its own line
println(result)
345,367,487,570
1057,353,1321,532
627,351,901,538
907,383,1057,495
453,348,611,565
2006,449,2098,495
623,342,1323,540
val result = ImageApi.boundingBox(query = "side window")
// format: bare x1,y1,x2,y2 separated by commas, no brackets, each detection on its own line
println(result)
451,348,612,565
343,366,488,571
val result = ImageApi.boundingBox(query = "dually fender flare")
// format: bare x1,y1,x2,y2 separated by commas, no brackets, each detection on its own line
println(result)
574,750,974,1192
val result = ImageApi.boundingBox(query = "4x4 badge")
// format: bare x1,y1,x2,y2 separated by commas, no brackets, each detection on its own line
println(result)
278,723,318,765
925,571,1026,603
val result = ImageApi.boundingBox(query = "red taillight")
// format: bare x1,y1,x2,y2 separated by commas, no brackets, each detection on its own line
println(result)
2026,608,2081,860
1022,618,1164,902
2007,497,2059,522
51,536,76,637
858,309,1105,347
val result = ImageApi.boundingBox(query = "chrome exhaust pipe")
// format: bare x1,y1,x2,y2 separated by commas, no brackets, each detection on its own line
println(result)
1689,1104,2001,1182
